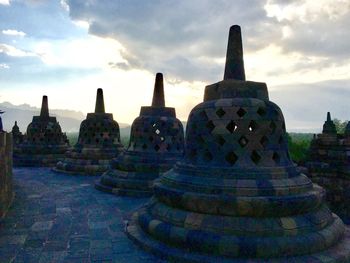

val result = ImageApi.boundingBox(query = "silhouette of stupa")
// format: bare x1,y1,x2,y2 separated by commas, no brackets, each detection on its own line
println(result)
54,88,124,175
307,112,350,223
126,25,350,262
14,96,69,167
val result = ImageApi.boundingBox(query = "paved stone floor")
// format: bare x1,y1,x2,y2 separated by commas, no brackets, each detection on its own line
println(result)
0,168,165,263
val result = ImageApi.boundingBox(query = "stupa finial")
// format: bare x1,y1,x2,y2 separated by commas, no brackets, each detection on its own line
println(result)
40,95,49,118
223,25,246,81
327,111,331,121
95,88,105,114
151,73,165,107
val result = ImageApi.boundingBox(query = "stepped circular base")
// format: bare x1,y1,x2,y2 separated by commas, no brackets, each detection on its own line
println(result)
54,161,112,176
14,154,65,167
95,180,152,197
126,211,350,263
95,169,156,197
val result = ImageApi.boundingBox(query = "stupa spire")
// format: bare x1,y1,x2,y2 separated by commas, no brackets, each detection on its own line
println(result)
40,96,49,118
151,73,165,107
223,25,246,81
327,111,331,121
94,88,105,114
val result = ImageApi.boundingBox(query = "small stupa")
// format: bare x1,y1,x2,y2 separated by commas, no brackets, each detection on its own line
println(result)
54,88,124,175
13,96,69,167
95,73,185,197
11,121,24,148
126,26,350,262
307,112,350,223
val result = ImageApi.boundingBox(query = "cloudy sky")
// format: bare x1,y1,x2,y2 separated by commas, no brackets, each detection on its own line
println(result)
1,0,350,132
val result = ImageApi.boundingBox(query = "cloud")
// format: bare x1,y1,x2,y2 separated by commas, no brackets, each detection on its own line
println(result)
0,43,35,57
2,29,26,37
64,0,350,85
0,63,9,69
0,0,10,5
65,0,278,82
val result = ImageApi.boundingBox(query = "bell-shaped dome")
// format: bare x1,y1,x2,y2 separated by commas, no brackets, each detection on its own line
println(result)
126,25,350,262
54,88,124,175
14,96,69,167
96,73,185,197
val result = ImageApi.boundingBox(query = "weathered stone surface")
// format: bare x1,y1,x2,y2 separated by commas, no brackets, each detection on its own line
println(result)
126,25,350,262
306,112,350,223
54,89,124,175
13,96,70,167
0,168,165,262
0,131,14,219
96,73,185,197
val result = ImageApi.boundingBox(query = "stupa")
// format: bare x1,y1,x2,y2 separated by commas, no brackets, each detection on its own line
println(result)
54,88,124,175
307,112,350,223
13,96,69,167
126,25,350,262
11,121,24,148
95,73,185,197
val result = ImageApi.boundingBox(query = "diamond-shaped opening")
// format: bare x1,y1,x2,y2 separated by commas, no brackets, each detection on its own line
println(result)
270,121,277,133
154,145,160,152
206,120,215,132
160,137,165,142
216,108,226,118
226,121,237,133
248,121,258,132
237,108,246,118
251,150,261,165
152,123,157,127
155,129,161,135
203,151,213,161
257,107,266,117
225,152,238,165
272,152,280,164
238,136,249,148
260,136,269,147
216,135,226,146
142,144,148,150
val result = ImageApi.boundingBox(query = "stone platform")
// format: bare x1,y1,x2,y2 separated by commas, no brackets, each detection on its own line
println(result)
0,168,164,263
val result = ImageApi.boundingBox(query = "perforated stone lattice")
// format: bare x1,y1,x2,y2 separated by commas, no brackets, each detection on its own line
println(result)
129,117,183,154
78,115,121,146
185,99,289,167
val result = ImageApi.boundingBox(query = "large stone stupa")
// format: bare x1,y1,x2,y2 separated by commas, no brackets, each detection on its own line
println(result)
54,88,124,175
13,96,69,167
95,73,185,197
126,25,350,262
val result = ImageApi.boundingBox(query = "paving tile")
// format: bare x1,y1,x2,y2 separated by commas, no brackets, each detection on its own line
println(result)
38,251,67,263
31,221,54,231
